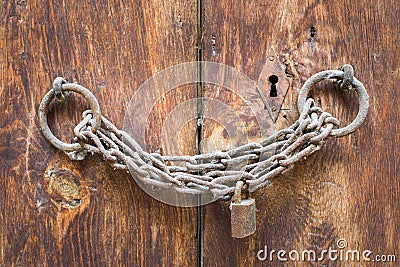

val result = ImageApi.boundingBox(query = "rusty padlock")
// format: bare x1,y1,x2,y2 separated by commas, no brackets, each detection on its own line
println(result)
230,181,256,238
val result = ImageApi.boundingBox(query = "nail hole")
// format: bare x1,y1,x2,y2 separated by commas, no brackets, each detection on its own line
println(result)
310,26,316,39
269,75,278,97
211,35,216,56
70,199,81,206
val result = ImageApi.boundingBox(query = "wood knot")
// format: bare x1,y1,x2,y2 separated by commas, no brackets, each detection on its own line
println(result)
45,168,83,209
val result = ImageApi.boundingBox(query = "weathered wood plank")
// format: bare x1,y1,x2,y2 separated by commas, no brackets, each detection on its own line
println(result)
0,0,199,266
202,0,399,266
2,0,399,266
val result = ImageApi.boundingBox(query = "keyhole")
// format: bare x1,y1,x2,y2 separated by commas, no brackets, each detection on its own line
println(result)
269,75,278,97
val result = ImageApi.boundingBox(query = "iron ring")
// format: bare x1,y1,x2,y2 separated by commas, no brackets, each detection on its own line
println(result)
297,69,369,137
39,79,102,152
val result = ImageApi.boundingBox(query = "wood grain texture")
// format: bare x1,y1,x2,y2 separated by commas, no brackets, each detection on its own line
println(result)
202,0,399,266
1,0,399,266
1,0,199,266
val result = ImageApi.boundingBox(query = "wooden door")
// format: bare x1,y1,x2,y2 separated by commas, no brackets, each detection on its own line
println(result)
1,0,398,266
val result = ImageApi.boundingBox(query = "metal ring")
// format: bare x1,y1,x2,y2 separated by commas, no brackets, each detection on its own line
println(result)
297,69,369,137
39,80,102,152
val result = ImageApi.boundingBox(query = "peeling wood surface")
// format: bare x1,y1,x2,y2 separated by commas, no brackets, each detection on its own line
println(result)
1,0,399,266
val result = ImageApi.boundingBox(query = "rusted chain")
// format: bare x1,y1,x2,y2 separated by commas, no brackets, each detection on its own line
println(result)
39,66,369,200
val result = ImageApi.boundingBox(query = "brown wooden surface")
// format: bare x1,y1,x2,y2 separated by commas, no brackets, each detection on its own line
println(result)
1,0,399,266
202,1,399,266
1,0,199,266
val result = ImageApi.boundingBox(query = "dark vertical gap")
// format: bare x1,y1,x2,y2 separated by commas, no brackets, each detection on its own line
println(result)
196,0,204,154
196,0,204,266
